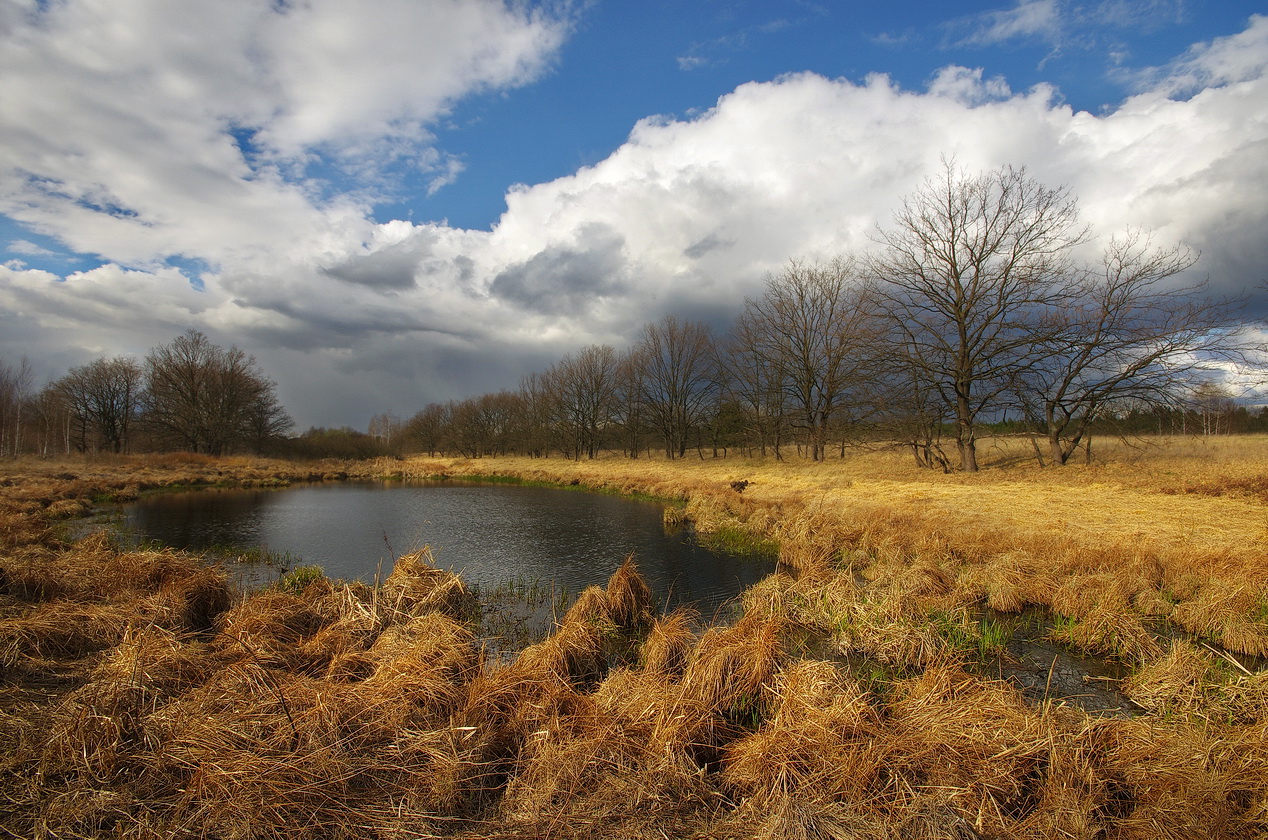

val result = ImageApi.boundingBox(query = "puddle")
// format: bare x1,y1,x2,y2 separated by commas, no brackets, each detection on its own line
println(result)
990,636,1137,716
782,608,1143,716
976,608,1139,716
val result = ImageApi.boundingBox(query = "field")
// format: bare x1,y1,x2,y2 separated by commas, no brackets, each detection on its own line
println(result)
1,439,1266,839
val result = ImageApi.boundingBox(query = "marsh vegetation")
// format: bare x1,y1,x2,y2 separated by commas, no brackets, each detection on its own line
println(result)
1,439,1266,838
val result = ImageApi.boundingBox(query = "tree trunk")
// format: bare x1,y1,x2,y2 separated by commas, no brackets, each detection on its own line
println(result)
1029,435,1047,467
955,390,978,471
957,433,978,472
1049,434,1067,466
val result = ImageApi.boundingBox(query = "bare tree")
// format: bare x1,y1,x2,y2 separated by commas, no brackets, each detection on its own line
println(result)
869,161,1086,471
444,397,487,458
367,412,403,443
457,391,525,456
1012,230,1239,464
544,344,621,460
144,330,291,455
241,382,296,454
878,350,953,471
56,356,144,453
31,383,73,456
737,258,880,461
612,353,651,459
516,373,557,457
1190,382,1238,437
403,403,451,456
723,307,790,458
630,315,718,459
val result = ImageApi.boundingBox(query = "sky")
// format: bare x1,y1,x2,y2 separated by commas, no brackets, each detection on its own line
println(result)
1,0,1266,430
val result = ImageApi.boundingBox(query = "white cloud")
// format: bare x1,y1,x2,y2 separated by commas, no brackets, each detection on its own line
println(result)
255,0,568,157
1130,12,1268,95
949,0,1063,48
1094,0,1187,31
926,66,1016,104
7,239,54,256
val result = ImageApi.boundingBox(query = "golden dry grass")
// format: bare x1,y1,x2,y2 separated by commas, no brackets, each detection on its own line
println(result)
1,445,1266,838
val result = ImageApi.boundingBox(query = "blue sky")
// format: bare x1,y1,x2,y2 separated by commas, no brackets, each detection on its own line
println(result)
1,1,1266,428
403,0,1258,231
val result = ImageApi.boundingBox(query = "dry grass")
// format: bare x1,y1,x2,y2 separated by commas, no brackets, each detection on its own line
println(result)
1,446,1267,838
640,607,697,676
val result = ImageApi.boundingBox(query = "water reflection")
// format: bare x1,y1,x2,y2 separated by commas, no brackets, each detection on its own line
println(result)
125,480,776,617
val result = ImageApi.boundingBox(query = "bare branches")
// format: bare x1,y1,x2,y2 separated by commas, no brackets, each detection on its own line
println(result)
1015,229,1242,464
631,315,718,460
543,344,621,460
870,161,1088,471
870,161,1251,470
732,259,882,461
0,356,33,457
56,356,144,454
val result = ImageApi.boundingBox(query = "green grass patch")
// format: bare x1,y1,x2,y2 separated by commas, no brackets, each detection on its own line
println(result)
930,609,1012,661
278,565,326,593
697,524,780,557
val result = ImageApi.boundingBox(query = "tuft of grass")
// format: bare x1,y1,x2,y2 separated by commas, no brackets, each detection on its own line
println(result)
278,564,326,593
979,616,1010,655
640,607,698,676
930,610,1013,662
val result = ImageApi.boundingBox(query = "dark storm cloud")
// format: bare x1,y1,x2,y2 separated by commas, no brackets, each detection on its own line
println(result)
684,232,734,260
320,239,424,290
489,224,628,315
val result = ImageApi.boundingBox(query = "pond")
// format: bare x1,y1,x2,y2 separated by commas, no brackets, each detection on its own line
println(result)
124,480,777,618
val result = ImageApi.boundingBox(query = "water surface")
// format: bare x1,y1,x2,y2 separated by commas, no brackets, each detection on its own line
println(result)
125,480,775,617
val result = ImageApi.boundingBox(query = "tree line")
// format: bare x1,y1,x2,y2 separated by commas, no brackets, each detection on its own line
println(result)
0,330,292,456
1,162,1256,468
384,162,1253,470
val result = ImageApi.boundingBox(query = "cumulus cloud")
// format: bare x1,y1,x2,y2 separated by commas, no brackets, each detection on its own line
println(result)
320,227,435,291
490,223,629,317
1,6,1266,427
0,0,570,270
457,20,1267,354
1129,12,1268,95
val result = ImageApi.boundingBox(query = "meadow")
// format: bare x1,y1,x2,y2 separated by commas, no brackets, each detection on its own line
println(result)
1,438,1265,839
